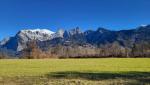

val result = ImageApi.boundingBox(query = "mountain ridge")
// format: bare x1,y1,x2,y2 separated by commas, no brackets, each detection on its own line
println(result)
1,25,150,58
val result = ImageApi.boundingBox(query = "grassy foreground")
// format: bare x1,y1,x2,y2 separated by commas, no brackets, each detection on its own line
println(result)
0,58,150,85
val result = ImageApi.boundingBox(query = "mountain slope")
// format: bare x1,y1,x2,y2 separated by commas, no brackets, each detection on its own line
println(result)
1,29,55,51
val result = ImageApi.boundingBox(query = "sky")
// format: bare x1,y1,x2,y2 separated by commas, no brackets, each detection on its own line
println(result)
0,0,150,40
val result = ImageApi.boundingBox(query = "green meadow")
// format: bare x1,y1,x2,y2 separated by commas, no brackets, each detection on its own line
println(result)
0,58,150,85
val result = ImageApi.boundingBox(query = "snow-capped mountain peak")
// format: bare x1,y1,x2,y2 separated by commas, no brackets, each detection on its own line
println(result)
17,29,55,42
20,29,55,35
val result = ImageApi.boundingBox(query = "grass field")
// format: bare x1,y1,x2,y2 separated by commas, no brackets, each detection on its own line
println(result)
0,58,150,85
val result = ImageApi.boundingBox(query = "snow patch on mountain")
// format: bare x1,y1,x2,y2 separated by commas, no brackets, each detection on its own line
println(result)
140,24,149,27
18,29,55,41
51,29,65,38
20,29,55,35
0,37,10,45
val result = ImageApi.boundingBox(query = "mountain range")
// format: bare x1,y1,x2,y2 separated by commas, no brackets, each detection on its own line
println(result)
1,25,150,58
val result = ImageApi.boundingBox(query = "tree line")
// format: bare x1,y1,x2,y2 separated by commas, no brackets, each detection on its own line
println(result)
15,41,150,59
1,40,150,59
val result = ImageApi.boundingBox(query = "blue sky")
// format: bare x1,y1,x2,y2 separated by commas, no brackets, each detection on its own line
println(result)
0,0,150,40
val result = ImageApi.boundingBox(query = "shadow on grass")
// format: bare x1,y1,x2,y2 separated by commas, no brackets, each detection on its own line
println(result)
46,71,150,83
